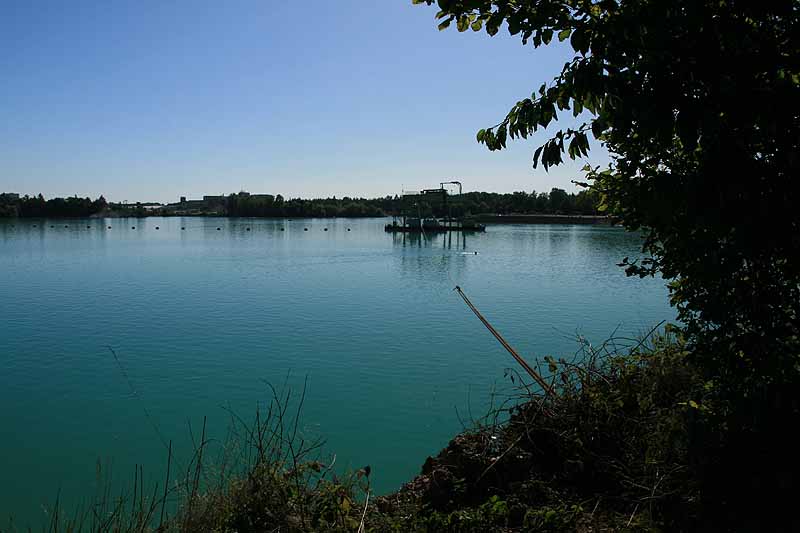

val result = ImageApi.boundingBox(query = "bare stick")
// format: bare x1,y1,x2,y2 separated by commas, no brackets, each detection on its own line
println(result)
357,491,370,533
454,286,555,396
627,503,640,527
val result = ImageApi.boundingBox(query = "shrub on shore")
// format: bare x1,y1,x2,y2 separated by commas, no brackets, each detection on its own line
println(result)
370,330,703,532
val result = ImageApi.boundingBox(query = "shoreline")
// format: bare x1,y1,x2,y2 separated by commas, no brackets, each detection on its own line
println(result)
2,213,612,224
476,214,610,225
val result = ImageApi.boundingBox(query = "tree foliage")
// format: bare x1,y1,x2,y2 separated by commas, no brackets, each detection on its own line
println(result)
412,188,600,217
415,0,799,388
417,0,799,526
2,190,601,219
0,194,109,217
222,194,387,218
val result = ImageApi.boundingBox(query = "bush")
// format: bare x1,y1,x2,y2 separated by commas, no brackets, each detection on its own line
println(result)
371,330,704,532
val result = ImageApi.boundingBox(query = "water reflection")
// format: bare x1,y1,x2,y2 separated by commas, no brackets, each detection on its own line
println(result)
391,230,475,250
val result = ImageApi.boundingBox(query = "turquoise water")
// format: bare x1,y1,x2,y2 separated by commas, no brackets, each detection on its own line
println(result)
0,217,672,524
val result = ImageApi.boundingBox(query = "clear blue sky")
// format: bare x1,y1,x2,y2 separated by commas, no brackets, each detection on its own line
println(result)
0,1,606,203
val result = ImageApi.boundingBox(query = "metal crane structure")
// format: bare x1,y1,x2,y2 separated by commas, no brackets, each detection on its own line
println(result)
418,180,463,219
440,181,462,195
385,180,485,233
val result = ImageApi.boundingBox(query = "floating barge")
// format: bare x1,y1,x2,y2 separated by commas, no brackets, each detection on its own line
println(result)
385,217,486,233
384,181,486,233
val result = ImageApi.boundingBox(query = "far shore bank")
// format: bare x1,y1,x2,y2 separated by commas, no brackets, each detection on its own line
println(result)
476,213,610,224
3,213,613,225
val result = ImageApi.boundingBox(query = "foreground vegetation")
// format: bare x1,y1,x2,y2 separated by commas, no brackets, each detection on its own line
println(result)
11,325,797,532
8,330,708,533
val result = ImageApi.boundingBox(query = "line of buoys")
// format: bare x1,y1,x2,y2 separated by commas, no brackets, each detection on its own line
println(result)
13,223,357,234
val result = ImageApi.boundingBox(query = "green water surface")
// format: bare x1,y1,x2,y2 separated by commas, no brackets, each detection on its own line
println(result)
0,217,672,524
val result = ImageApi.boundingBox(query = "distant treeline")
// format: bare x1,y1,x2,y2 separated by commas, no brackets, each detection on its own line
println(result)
222,188,600,218
0,193,111,218
220,194,389,218
432,189,600,217
1,188,600,218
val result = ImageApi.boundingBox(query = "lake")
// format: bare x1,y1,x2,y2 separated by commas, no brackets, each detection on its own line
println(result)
0,217,672,524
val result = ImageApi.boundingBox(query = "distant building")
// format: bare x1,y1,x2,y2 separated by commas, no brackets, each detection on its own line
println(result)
203,195,226,206
166,192,276,213
169,195,208,210
232,192,273,202
251,194,275,202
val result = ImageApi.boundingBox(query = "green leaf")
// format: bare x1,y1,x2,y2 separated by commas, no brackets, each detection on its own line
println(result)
580,132,590,155
591,119,606,139
533,145,544,168
497,125,507,148
486,13,503,36
471,19,483,32
558,28,571,42
457,16,469,32
570,28,588,54
437,18,452,31
542,28,553,45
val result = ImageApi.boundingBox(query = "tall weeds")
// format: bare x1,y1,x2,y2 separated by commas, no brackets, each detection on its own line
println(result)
10,379,370,533
8,328,699,532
